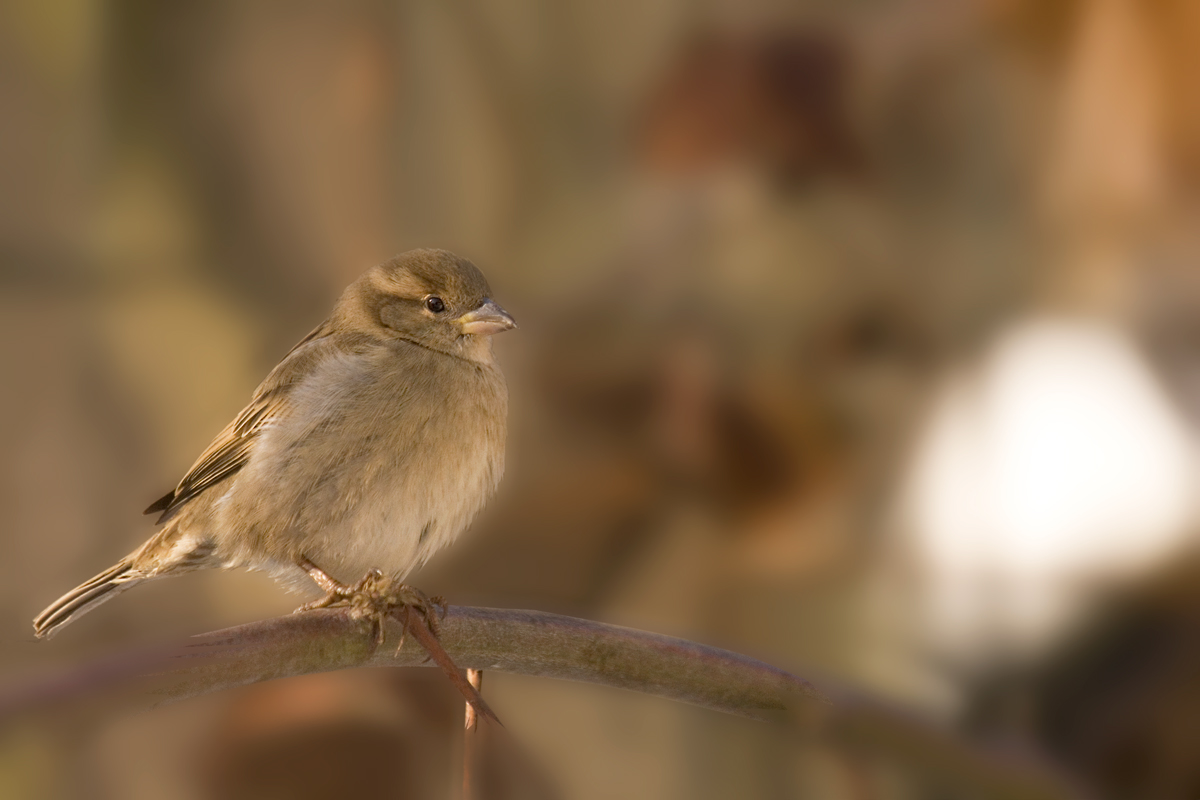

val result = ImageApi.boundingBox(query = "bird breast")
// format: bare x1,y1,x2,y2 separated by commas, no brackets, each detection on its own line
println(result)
213,341,507,586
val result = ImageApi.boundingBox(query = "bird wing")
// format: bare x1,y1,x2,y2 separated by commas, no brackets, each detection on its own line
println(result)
142,391,291,523
144,320,336,524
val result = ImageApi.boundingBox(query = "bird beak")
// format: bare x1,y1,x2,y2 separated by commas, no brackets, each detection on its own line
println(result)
457,298,517,336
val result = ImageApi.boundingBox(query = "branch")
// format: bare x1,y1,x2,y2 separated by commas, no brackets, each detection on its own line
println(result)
2,606,1085,800
163,605,826,717
2,606,821,721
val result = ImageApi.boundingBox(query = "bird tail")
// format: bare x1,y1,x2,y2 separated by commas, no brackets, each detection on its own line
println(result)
33,558,145,639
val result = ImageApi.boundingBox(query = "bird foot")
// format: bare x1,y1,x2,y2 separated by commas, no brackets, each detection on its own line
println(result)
294,564,445,646
293,559,494,723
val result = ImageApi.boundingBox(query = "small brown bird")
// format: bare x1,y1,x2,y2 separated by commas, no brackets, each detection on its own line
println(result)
34,249,515,639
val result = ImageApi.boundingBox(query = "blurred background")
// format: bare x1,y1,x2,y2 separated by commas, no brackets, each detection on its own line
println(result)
2,0,1199,797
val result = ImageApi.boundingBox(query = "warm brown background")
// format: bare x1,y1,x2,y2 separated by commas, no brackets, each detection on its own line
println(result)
2,1,1199,798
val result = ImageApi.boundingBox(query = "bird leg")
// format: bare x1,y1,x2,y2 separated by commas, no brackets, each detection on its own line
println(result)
295,557,498,725
294,557,445,644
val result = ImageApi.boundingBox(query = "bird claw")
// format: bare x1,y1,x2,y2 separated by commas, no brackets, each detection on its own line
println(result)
293,568,445,647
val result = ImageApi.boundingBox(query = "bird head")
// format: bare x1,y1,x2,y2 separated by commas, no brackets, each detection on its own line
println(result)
343,249,516,361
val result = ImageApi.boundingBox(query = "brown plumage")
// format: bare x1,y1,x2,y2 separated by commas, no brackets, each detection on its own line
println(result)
34,249,515,638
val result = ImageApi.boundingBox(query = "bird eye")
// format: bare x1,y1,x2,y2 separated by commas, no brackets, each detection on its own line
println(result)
425,296,446,314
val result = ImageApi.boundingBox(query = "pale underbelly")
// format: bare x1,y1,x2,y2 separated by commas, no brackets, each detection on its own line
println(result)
215,442,499,588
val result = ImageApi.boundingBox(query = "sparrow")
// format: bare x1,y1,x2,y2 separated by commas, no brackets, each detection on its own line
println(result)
34,249,515,639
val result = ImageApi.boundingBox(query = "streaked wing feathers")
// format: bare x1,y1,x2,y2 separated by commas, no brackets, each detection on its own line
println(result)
144,320,336,524
144,392,290,523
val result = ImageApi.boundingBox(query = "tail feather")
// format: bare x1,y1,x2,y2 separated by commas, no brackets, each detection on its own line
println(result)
33,560,144,639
